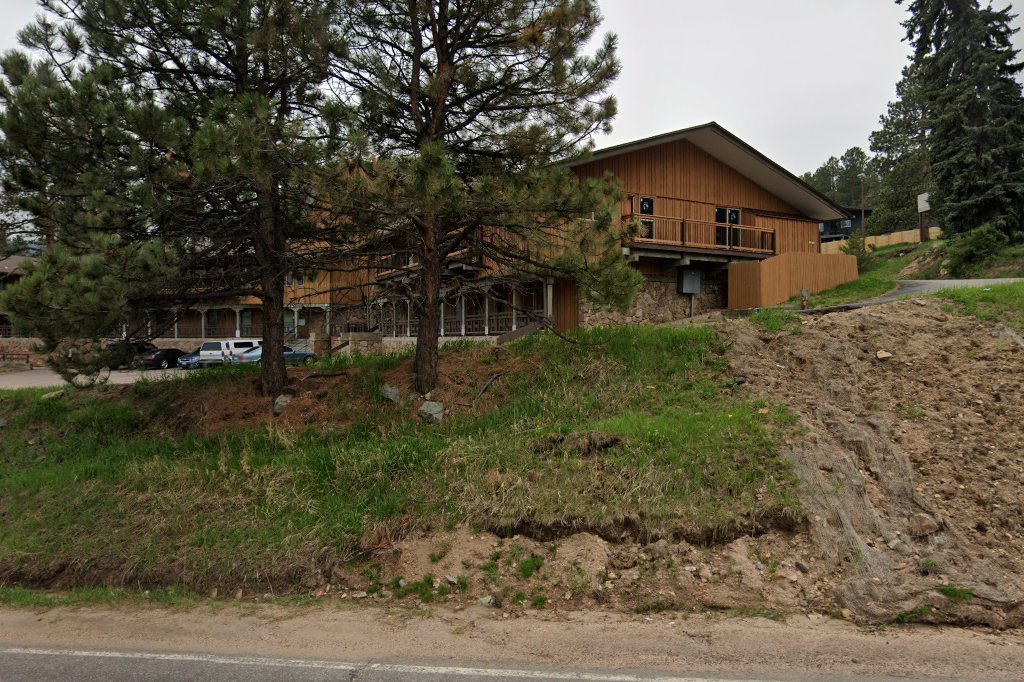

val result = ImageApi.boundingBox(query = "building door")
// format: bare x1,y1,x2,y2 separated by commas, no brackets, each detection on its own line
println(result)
552,279,579,333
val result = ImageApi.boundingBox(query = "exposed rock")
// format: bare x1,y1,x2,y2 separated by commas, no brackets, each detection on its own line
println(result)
445,575,459,586
273,394,293,416
697,565,714,581
875,350,893,361
909,513,942,537
795,560,809,574
40,390,64,400
350,591,368,600
418,401,445,423
0,416,7,429
381,384,401,403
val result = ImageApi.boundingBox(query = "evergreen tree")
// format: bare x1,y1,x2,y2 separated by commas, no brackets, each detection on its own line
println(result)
868,65,932,234
801,147,877,208
0,0,350,395
900,0,1024,239
334,0,636,394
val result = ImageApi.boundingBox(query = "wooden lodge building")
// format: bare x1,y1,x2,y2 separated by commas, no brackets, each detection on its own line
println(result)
1,123,858,358
357,122,855,344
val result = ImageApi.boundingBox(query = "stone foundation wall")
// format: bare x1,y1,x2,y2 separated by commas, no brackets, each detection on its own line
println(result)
579,269,728,329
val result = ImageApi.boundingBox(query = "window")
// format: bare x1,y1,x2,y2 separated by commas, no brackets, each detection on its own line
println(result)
201,342,221,351
639,197,655,215
233,341,255,350
715,207,741,246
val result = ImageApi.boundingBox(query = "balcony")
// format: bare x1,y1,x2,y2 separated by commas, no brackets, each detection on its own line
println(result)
624,214,776,255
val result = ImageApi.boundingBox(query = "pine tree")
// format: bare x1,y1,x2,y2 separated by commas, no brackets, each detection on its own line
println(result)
333,0,636,394
868,65,932,234
0,0,350,395
900,0,1024,238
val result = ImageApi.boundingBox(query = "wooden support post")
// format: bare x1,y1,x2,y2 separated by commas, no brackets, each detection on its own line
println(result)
484,293,490,336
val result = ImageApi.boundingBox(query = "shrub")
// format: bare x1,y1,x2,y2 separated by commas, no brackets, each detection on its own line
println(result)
947,224,1009,276
840,232,872,271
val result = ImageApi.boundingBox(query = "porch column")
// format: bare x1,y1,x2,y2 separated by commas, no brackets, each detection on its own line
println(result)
199,310,206,339
406,300,411,337
146,318,152,338
545,279,554,319
174,320,179,339
460,296,466,336
233,307,242,338
440,301,445,337
484,293,490,336
325,305,332,339
512,289,519,332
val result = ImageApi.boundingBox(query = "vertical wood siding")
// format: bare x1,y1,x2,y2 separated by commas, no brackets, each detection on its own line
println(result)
552,278,580,332
727,253,859,309
573,139,801,216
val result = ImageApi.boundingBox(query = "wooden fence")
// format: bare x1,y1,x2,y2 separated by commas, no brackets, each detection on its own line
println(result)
728,252,859,310
820,227,942,254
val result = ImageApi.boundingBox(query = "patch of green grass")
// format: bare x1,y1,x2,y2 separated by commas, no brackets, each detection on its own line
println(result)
937,586,973,603
894,605,934,624
0,325,799,594
939,282,1024,333
750,308,802,334
0,586,196,608
517,555,544,579
481,562,500,583
530,593,547,608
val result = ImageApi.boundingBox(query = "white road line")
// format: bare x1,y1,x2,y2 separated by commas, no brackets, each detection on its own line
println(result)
0,647,777,682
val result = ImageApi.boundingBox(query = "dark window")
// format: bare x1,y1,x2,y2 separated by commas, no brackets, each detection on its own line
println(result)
233,342,255,350
715,207,741,246
201,342,221,351
295,270,304,286
640,197,655,215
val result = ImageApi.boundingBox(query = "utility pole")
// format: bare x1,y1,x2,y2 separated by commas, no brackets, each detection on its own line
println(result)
860,175,866,238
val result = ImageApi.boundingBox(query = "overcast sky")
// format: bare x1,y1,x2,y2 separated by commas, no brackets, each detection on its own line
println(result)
1,0,1022,174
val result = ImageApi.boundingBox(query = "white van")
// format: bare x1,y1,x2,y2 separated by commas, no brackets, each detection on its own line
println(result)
198,339,261,366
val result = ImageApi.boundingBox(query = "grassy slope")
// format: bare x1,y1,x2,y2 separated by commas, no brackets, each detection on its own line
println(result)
0,326,799,593
939,282,1024,333
803,241,943,309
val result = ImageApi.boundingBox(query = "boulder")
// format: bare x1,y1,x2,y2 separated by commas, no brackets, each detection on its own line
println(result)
273,394,293,416
381,384,401,403
909,513,941,537
40,390,64,401
876,350,894,361
418,401,445,423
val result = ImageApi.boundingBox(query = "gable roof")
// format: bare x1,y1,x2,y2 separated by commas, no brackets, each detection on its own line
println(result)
0,255,33,276
567,122,849,222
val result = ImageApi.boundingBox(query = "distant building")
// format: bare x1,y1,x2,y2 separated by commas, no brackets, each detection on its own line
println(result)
820,206,874,242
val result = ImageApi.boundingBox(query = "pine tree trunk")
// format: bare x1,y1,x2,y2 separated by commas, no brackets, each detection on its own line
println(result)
413,221,442,395
257,188,288,397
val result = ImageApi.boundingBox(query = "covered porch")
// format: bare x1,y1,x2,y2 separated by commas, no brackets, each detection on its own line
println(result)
373,281,548,339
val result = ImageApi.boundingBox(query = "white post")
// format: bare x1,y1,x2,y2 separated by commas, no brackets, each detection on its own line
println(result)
174,320,179,339
512,289,519,331
440,301,445,337
484,293,490,336
233,307,242,338
199,310,206,339
407,300,412,337
545,279,554,319
460,296,466,336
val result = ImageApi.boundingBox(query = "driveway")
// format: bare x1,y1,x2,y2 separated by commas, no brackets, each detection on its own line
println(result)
0,367,185,391
864,278,1024,305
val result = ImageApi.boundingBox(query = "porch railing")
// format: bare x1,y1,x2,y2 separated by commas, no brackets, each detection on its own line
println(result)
624,214,776,255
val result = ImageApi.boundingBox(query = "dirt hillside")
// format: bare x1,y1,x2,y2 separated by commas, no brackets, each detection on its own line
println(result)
727,298,1024,627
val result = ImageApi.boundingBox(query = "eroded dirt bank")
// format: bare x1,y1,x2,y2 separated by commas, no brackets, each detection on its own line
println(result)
727,298,1024,627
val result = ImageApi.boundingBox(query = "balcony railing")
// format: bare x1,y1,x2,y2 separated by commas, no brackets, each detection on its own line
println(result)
625,214,776,255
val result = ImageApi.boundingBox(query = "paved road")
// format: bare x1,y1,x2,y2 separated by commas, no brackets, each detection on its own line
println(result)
0,647,907,682
864,278,1024,305
0,367,185,390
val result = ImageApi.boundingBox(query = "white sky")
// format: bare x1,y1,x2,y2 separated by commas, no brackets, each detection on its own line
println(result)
1,0,1022,174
